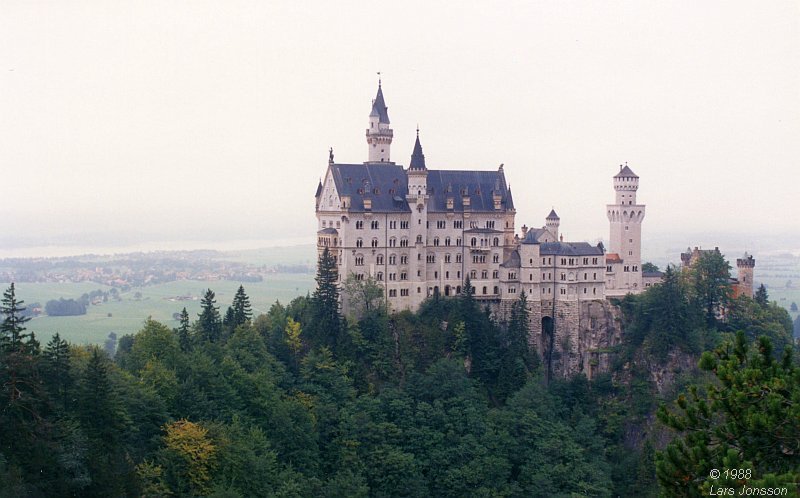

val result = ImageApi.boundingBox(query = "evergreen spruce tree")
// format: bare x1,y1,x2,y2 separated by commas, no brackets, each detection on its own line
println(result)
231,284,253,327
1,283,32,352
754,283,769,307
197,289,222,343
310,247,342,349
176,307,191,352
43,332,72,412
79,348,133,496
498,291,534,399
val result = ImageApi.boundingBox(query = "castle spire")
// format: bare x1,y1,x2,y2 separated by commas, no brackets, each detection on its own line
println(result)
409,129,426,170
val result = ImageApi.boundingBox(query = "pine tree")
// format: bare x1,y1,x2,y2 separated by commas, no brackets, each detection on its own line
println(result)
176,307,191,352
1,283,32,352
197,289,221,343
656,332,800,496
309,247,342,349
231,285,253,327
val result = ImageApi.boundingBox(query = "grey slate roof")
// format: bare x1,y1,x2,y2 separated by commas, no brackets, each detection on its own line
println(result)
328,163,411,213
539,241,604,257
370,84,390,124
546,209,559,220
327,163,514,214
614,165,638,178
643,271,664,278
521,228,548,244
317,227,339,235
501,250,521,268
409,134,426,170
426,169,514,212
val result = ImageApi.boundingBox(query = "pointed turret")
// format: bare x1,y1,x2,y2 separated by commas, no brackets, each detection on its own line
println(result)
545,208,560,239
366,79,394,163
370,82,390,124
409,129,426,170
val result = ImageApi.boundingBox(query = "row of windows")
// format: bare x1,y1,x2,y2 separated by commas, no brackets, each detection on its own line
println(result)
352,219,505,231
321,220,341,229
606,265,639,273
558,257,600,266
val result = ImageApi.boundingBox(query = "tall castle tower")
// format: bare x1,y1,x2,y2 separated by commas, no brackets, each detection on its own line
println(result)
366,80,393,163
607,164,645,292
736,253,755,298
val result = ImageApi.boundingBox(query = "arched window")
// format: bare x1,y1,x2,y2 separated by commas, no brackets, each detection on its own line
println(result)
493,237,499,246
433,237,440,246
493,286,498,294
482,286,487,295
445,236,451,246
377,272,384,281
471,237,477,247
470,270,477,279
356,238,363,248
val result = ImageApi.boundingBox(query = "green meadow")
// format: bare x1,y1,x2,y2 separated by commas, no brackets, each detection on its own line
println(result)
17,274,314,346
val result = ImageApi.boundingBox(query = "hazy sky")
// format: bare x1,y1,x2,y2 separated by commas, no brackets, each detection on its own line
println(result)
2,1,798,256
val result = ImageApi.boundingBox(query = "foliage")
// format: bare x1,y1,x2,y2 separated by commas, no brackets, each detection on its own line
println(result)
656,332,800,497
44,297,87,316
642,262,660,273
689,250,732,327
308,247,343,351
198,288,222,342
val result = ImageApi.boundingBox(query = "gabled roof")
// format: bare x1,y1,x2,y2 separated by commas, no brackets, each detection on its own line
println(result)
328,163,410,213
370,84,390,124
540,242,604,257
614,165,638,178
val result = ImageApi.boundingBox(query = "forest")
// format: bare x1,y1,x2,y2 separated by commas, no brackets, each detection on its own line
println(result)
0,248,798,497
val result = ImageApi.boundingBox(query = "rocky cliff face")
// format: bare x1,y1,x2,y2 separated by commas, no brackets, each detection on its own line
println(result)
491,298,626,379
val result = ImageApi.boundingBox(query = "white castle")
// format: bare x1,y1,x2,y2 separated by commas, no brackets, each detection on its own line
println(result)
315,82,645,313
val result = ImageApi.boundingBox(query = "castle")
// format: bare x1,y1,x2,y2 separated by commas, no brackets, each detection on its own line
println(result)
315,81,644,313
315,82,761,378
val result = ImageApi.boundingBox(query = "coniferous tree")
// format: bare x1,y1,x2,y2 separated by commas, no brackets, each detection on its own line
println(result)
43,332,72,412
232,284,253,327
197,289,222,343
79,348,133,496
176,307,191,352
656,333,800,496
309,247,342,349
754,283,769,307
1,283,32,352
498,291,535,399
690,251,732,327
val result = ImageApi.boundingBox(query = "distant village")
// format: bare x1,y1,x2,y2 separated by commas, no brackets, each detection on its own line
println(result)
0,250,313,289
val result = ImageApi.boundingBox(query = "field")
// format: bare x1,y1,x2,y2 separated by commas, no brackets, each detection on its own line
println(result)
18,274,314,346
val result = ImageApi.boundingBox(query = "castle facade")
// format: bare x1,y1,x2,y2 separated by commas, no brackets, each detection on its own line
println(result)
315,82,644,314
